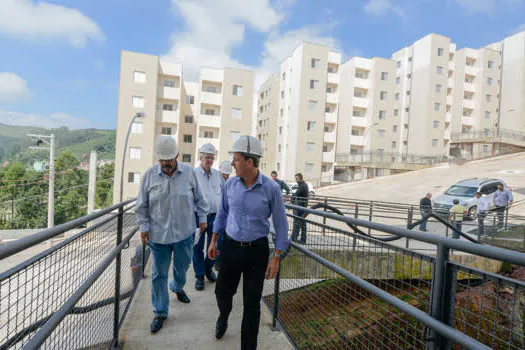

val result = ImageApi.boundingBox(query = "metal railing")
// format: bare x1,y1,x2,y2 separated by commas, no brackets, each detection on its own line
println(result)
335,151,449,166
0,199,147,349
264,204,525,349
451,128,525,143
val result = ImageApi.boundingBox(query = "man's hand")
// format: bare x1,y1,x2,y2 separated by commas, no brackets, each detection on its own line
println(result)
208,239,219,260
140,232,150,245
265,257,280,280
199,222,207,233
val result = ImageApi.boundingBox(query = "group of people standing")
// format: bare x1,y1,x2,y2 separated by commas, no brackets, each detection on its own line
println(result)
136,135,302,349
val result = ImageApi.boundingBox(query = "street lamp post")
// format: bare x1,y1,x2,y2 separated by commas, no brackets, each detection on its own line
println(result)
493,109,514,156
362,122,379,162
119,113,145,203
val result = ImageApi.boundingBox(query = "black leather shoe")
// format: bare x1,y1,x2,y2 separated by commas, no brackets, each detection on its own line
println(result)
176,290,190,303
206,269,217,283
195,276,205,291
215,316,228,339
150,316,166,333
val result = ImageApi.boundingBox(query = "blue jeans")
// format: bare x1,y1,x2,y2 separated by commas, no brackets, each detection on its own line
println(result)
193,213,216,278
419,211,429,231
148,235,194,317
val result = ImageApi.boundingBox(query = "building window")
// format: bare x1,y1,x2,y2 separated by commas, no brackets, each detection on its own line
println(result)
133,71,146,83
396,77,400,85
485,111,491,120
352,110,361,117
408,57,413,62
128,172,141,184
161,127,172,135
436,66,443,74
397,61,401,68
131,122,143,134
483,145,489,152
182,154,191,162
394,109,398,117
434,103,440,112
328,66,335,73
280,108,283,117
355,71,367,79
325,106,331,113
326,86,333,93
185,95,194,104
433,121,440,129
381,72,388,81
407,73,412,80
205,86,218,93
163,104,174,111
379,111,386,120
308,100,317,111
405,107,410,112
232,85,243,96
438,48,444,56
305,163,314,175
392,141,397,149
486,94,492,102
484,128,490,136
432,139,438,147
132,96,145,108
487,78,492,86
436,84,442,93
205,109,216,116
406,90,411,96
378,129,385,138
282,72,286,81
393,125,398,132
232,108,242,119
183,134,192,143
380,91,387,100
306,142,315,152
204,131,214,138
280,90,284,99
164,79,175,88
184,115,193,123
395,93,400,101
488,60,494,68
311,58,320,68
310,80,319,89
307,121,316,131
129,147,141,159
277,162,280,171
279,127,282,135
351,129,360,136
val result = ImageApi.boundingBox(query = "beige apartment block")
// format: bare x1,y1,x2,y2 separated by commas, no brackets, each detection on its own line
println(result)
256,42,341,185
113,51,253,202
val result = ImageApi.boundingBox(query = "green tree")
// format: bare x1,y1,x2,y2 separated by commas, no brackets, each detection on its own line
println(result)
96,163,114,208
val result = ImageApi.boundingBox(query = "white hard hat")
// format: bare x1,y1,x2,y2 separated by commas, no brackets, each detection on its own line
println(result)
229,135,263,157
155,135,179,160
219,160,232,175
199,143,217,155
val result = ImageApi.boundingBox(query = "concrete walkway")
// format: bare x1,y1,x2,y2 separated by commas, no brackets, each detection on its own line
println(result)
120,260,293,350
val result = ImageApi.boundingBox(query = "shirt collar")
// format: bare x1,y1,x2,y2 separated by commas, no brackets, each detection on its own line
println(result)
197,166,214,177
237,171,263,189
156,162,182,176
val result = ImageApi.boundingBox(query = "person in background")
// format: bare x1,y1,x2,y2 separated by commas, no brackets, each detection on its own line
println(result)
215,160,233,271
291,173,309,244
419,193,432,232
493,184,513,226
193,143,222,291
219,160,233,182
271,170,290,195
449,199,467,239
136,136,209,333
475,192,489,236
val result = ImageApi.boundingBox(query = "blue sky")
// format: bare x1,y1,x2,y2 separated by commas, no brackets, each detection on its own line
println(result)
0,0,524,130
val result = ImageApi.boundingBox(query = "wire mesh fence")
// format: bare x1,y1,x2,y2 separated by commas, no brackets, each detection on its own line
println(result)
0,203,143,349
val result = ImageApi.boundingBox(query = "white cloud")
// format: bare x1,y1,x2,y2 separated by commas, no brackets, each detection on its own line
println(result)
0,72,31,103
363,0,405,17
0,109,93,129
455,0,522,14
0,0,104,48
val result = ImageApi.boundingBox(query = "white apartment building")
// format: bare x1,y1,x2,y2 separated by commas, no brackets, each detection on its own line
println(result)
256,42,341,184
113,51,253,202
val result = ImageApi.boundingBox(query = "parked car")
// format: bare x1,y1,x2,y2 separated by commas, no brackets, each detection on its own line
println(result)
288,182,316,196
432,178,509,219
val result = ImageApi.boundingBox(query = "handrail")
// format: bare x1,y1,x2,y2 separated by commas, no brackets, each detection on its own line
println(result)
408,213,481,244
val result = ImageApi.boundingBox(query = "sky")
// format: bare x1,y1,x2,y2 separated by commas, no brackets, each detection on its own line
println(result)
0,0,524,130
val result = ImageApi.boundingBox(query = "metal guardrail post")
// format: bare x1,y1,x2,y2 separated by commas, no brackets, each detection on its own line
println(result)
492,215,496,244
322,197,327,236
406,206,413,249
271,265,281,331
428,243,450,350
113,207,123,348
368,201,373,236
505,206,509,231
354,204,359,233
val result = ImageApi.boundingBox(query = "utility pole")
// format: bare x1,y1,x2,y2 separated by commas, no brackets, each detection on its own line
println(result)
87,150,97,216
27,133,55,230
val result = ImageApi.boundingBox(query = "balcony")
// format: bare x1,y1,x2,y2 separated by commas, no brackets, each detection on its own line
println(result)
350,135,364,146
197,136,220,152
444,129,451,140
352,117,367,128
200,91,222,106
158,86,181,100
464,82,476,92
354,77,370,90
326,92,339,104
324,112,338,124
328,52,341,64
156,110,179,123
448,61,455,71
199,114,221,128
322,150,335,163
462,99,476,110
324,131,336,143
461,116,474,126
446,95,453,105
464,65,477,76
445,112,452,123
353,97,369,109
327,72,340,84
448,78,454,87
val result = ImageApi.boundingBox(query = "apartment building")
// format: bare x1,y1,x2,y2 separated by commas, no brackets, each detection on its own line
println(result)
256,42,341,184
336,57,397,180
113,51,253,202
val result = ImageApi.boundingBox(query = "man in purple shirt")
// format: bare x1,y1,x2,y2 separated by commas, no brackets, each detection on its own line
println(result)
493,184,513,226
208,135,289,349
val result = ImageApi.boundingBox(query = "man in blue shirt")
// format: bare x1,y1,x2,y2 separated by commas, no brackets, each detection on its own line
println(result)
136,136,209,334
208,135,289,349
193,143,224,291
493,184,513,226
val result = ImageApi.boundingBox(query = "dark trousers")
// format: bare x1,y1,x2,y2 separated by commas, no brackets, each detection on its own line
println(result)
215,235,269,350
419,210,430,231
193,213,216,277
452,222,462,239
496,206,506,225
291,208,307,242
478,212,487,236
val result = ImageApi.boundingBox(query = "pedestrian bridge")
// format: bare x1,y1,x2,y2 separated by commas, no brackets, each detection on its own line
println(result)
1,197,524,349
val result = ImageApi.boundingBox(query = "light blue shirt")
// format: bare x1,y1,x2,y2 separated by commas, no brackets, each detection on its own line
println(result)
477,195,490,213
136,162,209,244
194,166,224,214
494,189,513,207
213,172,290,251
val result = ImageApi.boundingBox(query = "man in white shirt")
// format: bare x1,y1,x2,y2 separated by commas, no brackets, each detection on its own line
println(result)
475,192,490,236
193,143,224,291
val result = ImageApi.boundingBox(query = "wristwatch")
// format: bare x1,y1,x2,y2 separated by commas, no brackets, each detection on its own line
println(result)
274,252,282,259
